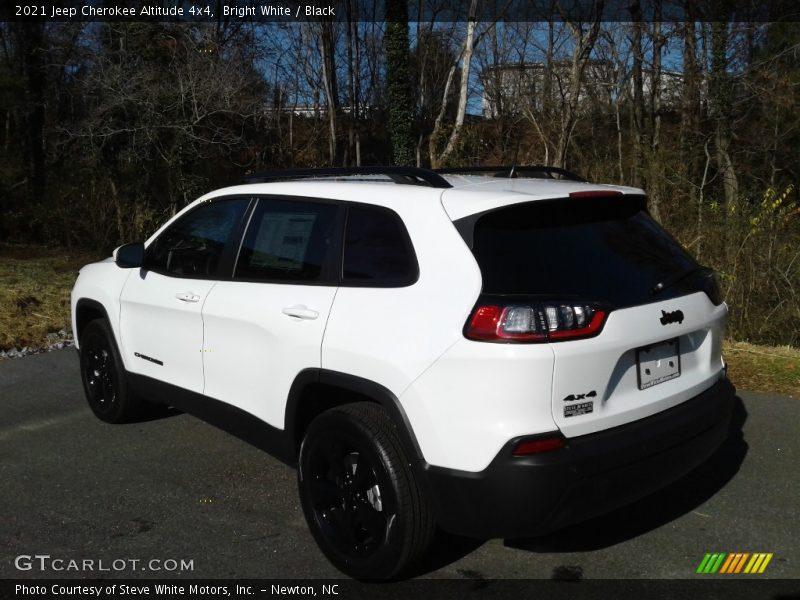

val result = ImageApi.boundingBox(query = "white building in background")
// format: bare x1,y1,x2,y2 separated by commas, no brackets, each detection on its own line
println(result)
480,60,683,118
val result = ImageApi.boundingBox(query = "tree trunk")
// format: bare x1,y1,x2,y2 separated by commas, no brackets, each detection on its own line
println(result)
679,11,701,213
710,19,738,263
319,19,338,165
555,1,604,169
434,0,478,167
15,23,47,201
648,5,665,221
429,63,457,167
630,2,645,187
345,2,360,166
543,18,554,122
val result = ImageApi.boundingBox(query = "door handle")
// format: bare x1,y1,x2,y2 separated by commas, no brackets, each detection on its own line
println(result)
175,292,201,303
282,305,319,320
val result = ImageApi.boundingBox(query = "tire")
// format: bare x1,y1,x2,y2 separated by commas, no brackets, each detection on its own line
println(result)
79,319,141,423
297,402,435,580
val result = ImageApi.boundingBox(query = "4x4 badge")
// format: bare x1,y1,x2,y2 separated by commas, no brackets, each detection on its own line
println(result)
563,390,597,402
660,309,684,325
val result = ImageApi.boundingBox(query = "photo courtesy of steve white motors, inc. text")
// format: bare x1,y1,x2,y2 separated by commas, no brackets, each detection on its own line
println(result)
14,583,341,597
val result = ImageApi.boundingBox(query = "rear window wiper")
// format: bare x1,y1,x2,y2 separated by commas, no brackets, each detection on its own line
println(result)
651,266,710,295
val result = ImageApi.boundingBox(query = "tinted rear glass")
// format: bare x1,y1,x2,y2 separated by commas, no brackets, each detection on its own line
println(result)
465,196,701,307
342,204,418,286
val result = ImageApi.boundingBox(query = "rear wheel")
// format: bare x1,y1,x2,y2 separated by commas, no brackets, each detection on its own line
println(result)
297,403,434,580
79,319,141,423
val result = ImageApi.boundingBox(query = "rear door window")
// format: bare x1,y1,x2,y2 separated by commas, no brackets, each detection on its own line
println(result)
234,198,339,284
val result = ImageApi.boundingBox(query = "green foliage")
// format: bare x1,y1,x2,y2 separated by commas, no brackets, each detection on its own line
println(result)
747,185,796,236
384,9,415,166
695,184,799,347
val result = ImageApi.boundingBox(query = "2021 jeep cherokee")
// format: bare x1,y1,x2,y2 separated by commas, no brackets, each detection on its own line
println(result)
71,166,735,579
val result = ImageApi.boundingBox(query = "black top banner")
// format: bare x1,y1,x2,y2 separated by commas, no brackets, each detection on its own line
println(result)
4,0,800,23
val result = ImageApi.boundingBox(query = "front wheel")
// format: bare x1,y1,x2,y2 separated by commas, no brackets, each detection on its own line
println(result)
79,319,141,423
297,403,434,580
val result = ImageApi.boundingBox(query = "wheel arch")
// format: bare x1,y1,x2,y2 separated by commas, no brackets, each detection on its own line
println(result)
286,369,425,466
74,298,111,346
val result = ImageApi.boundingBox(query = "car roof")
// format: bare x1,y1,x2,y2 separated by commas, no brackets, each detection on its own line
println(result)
197,174,645,222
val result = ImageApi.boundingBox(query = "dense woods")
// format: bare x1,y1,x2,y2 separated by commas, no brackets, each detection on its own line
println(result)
0,15,798,345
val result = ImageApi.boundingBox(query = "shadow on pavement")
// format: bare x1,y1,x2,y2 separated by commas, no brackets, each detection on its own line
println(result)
406,530,486,579
131,403,183,422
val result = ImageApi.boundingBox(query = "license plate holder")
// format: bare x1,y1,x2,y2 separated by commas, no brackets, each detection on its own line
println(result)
636,338,681,390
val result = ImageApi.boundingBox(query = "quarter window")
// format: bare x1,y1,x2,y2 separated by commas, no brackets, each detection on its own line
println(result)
342,205,417,286
146,198,248,278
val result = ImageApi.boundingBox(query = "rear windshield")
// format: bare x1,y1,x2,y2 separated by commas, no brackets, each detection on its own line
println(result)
460,196,702,308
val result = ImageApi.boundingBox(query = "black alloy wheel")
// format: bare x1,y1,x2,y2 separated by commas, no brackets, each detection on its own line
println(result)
298,403,434,580
82,335,116,412
79,319,140,423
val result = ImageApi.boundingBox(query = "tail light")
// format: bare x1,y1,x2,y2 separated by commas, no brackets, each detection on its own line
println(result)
513,434,567,456
465,300,607,343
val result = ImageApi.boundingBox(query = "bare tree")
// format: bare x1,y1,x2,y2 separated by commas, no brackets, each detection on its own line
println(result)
11,22,47,201
555,0,605,168
709,19,739,261
628,2,646,187
53,22,267,244
319,18,339,165
412,24,458,166
647,2,666,220
345,0,361,166
430,0,479,168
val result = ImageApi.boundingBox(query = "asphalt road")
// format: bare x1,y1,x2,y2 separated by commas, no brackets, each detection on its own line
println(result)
1,350,798,586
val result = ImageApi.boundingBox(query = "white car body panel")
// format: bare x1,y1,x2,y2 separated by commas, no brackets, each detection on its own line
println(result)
202,281,338,428
321,189,481,400
118,270,216,394
399,340,557,472
550,292,727,438
70,259,130,353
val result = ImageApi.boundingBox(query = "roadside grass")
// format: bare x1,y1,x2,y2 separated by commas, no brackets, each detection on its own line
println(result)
1,245,798,397
723,341,800,398
0,244,103,351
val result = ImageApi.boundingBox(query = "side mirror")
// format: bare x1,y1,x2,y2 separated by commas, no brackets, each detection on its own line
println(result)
114,242,145,268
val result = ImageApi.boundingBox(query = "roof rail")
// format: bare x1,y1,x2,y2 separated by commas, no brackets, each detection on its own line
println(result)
243,166,452,188
435,165,587,182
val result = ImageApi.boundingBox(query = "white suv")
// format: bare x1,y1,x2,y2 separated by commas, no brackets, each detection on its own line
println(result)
71,166,735,580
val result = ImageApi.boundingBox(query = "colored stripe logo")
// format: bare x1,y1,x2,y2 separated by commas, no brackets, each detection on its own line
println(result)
696,553,773,574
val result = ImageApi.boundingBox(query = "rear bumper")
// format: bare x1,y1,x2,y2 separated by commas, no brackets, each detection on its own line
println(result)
424,376,736,539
